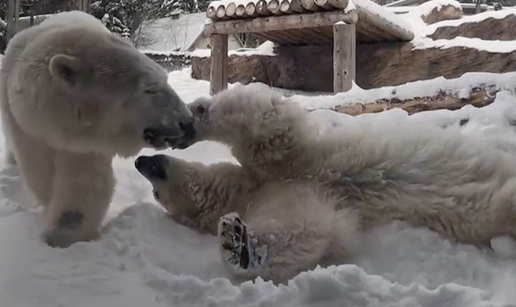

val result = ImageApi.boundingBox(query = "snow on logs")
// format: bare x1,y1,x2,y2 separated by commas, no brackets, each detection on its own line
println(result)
207,0,350,20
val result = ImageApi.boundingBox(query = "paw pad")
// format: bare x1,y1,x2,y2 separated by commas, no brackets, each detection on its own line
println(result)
218,213,264,270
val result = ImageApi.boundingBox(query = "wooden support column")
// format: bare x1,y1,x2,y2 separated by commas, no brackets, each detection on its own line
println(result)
5,0,16,43
78,0,89,12
333,21,356,93
210,34,228,96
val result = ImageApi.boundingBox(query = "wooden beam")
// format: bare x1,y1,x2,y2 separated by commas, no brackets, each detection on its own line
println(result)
209,34,229,96
14,0,20,33
333,22,355,93
5,0,15,43
204,9,358,35
78,0,89,12
355,5,414,41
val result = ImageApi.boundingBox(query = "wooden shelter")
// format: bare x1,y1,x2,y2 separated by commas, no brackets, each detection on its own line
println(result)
204,0,415,95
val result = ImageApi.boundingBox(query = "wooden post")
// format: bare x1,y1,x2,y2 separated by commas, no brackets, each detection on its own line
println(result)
333,21,356,93
209,34,228,96
14,0,20,33
5,0,15,43
78,0,89,12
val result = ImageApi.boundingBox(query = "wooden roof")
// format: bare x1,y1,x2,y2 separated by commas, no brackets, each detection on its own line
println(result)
203,0,415,45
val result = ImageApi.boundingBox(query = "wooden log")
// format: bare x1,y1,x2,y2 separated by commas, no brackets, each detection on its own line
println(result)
315,0,349,9
301,0,322,11
313,0,335,10
216,4,227,19
210,34,229,95
225,2,237,17
290,0,307,12
14,0,20,33
256,0,272,15
280,0,294,14
267,0,283,15
236,4,247,17
245,3,260,17
204,9,358,35
78,0,89,12
355,4,414,41
5,0,15,42
333,22,356,93
207,5,217,19
331,88,497,116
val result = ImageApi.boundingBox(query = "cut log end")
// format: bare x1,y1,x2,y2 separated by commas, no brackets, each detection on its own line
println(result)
268,0,282,14
236,4,246,17
226,2,237,17
245,2,258,16
206,6,217,19
216,5,226,19
280,0,294,13
256,0,271,15
301,0,321,11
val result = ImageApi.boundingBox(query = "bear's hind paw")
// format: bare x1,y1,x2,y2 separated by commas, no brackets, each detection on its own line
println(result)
218,213,265,271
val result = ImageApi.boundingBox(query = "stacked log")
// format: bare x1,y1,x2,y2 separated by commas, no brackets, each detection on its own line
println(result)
206,0,349,20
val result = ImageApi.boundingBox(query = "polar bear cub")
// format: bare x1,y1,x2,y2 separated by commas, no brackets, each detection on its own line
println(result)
137,84,516,283
135,154,362,284
0,11,196,248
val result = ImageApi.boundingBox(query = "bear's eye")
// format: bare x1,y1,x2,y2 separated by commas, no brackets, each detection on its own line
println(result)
196,105,206,115
153,190,160,200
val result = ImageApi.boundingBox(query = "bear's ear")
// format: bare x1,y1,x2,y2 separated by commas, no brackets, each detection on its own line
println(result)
49,54,82,86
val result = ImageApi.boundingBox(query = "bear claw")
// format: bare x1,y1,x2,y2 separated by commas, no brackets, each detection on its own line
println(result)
218,213,264,270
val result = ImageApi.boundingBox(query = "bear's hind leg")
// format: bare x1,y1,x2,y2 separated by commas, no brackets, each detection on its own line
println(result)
217,183,360,284
43,150,114,248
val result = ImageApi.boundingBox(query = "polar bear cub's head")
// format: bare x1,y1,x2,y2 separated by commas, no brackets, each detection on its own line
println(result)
6,12,195,157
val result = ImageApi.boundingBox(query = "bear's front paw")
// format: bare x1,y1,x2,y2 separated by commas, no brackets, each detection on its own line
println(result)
218,213,265,270
43,211,99,248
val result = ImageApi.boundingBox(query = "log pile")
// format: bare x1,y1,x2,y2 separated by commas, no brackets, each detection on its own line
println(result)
206,0,349,21
429,13,516,41
331,87,499,116
191,42,516,91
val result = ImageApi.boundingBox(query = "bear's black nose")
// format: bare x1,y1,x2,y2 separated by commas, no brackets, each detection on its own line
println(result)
134,155,168,181
179,119,196,140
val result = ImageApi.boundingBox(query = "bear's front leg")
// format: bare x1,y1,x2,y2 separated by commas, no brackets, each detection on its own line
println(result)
42,150,114,248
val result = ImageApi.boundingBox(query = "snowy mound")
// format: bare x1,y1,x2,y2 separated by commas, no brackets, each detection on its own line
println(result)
1,70,516,307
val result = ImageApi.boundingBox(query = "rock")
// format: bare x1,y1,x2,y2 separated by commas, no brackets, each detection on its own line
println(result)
421,3,463,25
191,43,516,91
428,12,516,40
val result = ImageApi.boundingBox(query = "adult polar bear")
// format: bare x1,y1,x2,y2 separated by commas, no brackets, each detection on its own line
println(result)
0,11,196,248
136,83,516,284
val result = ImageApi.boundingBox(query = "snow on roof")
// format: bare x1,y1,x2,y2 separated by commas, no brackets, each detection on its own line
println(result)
141,12,209,52
353,0,415,36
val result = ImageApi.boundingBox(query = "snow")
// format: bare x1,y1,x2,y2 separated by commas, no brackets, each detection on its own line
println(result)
352,0,416,37
413,36,516,53
2,68,516,306
191,40,277,58
292,70,516,110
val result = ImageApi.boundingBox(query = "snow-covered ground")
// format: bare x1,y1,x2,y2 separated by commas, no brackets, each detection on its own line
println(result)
2,69,516,307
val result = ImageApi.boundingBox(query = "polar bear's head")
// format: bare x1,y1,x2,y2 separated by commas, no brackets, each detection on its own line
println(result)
134,154,214,229
8,21,195,157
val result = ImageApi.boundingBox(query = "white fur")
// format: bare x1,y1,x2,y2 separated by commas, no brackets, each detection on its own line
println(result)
142,83,516,284
0,11,193,248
